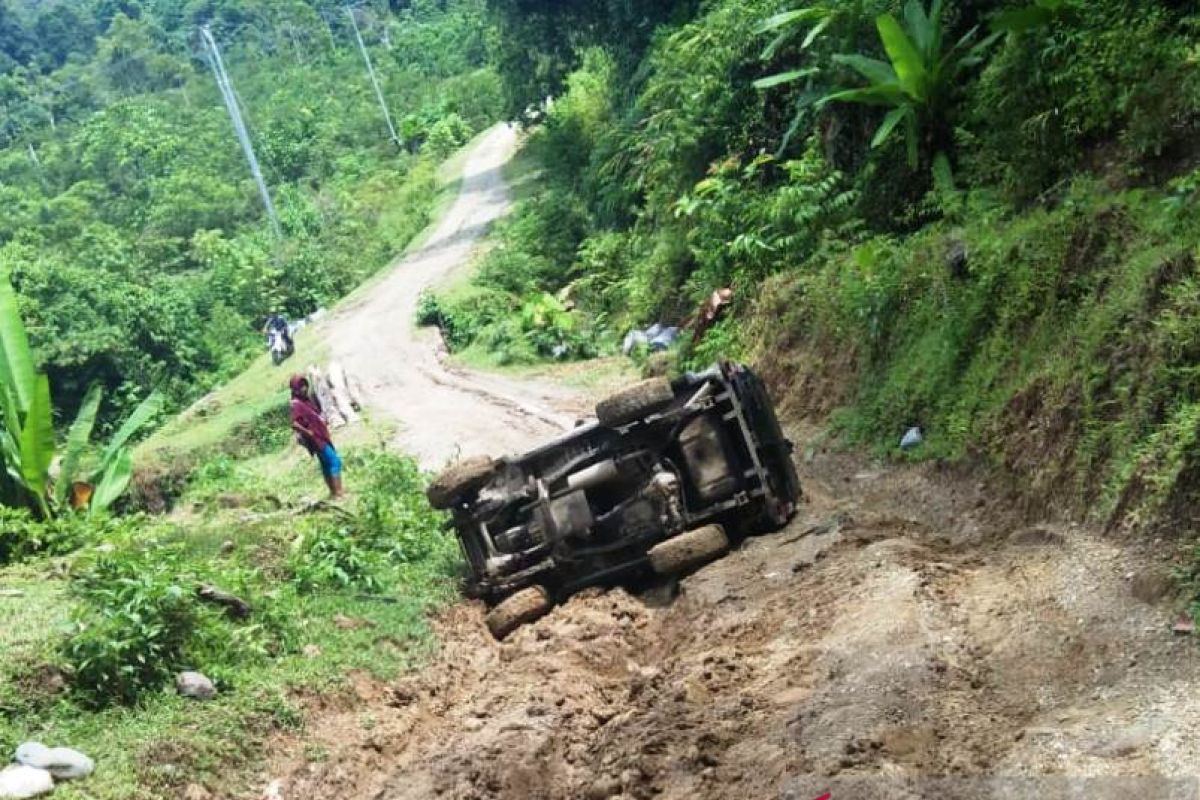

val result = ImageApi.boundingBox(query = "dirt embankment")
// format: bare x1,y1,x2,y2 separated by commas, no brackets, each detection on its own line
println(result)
260,442,1198,800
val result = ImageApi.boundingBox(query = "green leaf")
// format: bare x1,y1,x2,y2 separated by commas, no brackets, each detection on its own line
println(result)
819,84,908,108
0,275,36,416
801,16,834,49
19,374,54,514
91,448,133,514
753,68,819,89
56,383,102,507
832,54,896,86
903,0,933,58
876,13,928,101
872,107,911,148
96,390,162,477
754,8,827,35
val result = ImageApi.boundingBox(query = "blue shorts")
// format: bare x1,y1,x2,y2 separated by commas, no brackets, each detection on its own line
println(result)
316,444,342,479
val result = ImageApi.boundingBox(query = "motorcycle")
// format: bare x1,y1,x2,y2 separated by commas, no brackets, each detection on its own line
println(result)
268,327,294,365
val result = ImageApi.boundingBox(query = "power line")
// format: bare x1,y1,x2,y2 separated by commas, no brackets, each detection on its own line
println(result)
345,6,402,150
200,25,282,240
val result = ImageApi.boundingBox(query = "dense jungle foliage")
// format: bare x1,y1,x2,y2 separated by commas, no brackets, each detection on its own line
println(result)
0,0,501,426
453,0,1200,532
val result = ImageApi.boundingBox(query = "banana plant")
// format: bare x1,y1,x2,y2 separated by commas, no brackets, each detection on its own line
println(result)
0,276,161,517
816,0,999,169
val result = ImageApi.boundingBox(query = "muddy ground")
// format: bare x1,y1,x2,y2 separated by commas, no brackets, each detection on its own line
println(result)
244,129,1200,800
257,438,1199,800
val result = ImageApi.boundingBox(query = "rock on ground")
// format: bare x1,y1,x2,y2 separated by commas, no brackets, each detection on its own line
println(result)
176,671,217,701
0,765,54,799
15,742,94,780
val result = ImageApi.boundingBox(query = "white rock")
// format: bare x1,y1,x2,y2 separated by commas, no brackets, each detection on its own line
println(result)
900,426,923,450
0,765,54,799
16,742,94,780
176,671,217,701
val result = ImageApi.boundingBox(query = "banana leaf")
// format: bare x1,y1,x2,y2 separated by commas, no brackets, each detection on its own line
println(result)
55,383,102,508
19,375,54,517
90,447,133,514
876,14,928,101
0,278,35,428
95,390,163,477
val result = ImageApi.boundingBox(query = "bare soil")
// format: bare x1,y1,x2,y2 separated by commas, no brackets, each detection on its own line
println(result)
248,131,1200,800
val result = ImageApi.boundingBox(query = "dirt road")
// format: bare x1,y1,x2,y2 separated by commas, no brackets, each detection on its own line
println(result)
325,124,582,469
261,131,1200,800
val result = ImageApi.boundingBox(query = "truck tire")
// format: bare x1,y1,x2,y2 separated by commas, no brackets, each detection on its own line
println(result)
426,455,495,510
596,378,674,427
485,586,551,640
648,524,729,576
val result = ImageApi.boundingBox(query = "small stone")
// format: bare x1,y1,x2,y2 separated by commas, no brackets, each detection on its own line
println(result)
219,540,236,555
1130,569,1173,604
260,779,284,800
183,784,213,800
900,427,923,451
302,644,322,659
14,743,93,780
176,671,217,701
0,765,54,799
1172,615,1195,636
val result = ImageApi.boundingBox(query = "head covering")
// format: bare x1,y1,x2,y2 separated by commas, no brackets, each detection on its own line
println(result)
289,374,308,396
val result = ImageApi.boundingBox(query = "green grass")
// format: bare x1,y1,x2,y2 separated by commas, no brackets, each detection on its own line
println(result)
0,440,460,799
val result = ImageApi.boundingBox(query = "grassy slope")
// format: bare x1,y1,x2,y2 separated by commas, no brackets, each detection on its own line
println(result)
0,137,490,800
747,178,1200,530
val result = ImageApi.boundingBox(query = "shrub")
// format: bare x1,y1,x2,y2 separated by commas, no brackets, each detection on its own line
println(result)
288,450,457,592
0,508,140,565
288,524,387,594
63,545,229,707
425,113,474,158
352,451,455,564
964,1,1200,201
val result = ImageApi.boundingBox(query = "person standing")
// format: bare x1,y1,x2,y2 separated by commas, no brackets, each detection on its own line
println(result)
289,375,344,498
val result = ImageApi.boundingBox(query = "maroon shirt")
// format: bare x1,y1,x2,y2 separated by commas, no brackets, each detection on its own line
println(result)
291,396,332,453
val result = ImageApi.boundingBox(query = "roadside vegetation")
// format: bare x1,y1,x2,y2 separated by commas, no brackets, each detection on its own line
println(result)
453,0,1200,551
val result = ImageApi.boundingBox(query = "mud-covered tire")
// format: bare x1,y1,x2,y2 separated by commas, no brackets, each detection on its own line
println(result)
485,586,551,640
648,524,729,575
426,455,495,510
595,378,674,427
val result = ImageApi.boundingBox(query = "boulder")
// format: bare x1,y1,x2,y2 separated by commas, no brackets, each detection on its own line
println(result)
0,765,54,799
176,671,217,701
15,742,94,780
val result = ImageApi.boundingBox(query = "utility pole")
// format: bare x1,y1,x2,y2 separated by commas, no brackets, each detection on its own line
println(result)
345,6,402,150
200,26,282,239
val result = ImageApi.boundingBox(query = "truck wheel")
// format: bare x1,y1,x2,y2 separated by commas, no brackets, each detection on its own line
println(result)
426,455,495,510
648,524,729,576
485,586,551,640
596,378,674,427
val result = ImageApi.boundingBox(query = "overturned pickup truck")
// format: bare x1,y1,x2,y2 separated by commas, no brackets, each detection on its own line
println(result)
427,362,800,639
